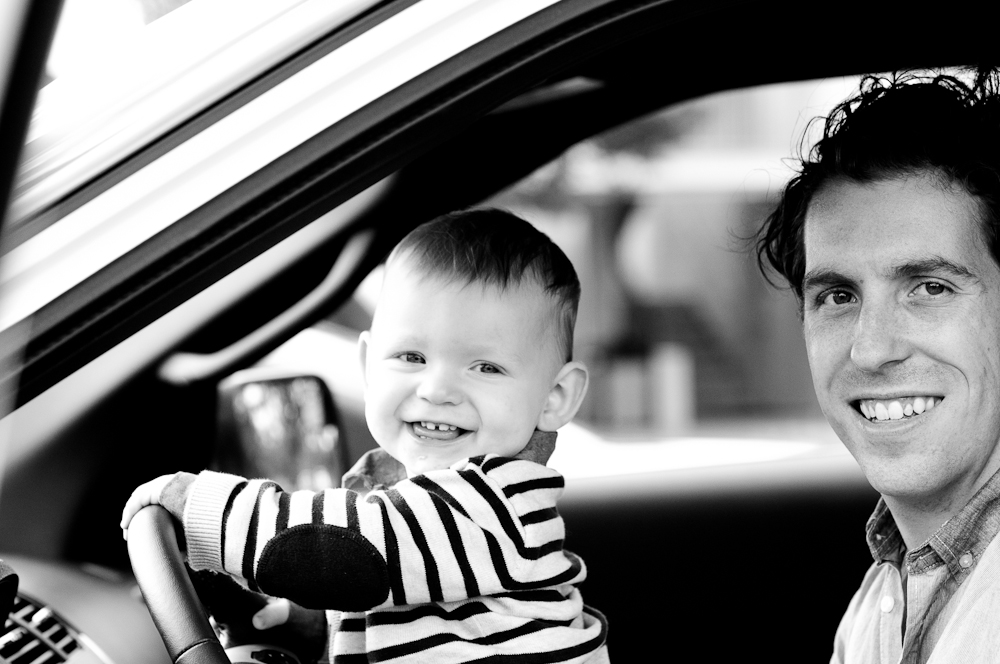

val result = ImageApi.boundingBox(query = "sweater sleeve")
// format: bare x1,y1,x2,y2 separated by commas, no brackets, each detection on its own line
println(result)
182,456,585,612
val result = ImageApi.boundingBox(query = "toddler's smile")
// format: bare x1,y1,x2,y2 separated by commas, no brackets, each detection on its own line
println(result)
410,421,469,441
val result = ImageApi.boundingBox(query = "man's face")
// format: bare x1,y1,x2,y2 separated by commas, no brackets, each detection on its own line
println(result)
359,258,566,477
802,172,1000,511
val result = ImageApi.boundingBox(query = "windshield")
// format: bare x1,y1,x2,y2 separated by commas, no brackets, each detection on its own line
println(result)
0,0,562,346
12,0,380,233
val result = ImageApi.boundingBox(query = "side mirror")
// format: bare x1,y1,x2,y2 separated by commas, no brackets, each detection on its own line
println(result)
215,370,348,490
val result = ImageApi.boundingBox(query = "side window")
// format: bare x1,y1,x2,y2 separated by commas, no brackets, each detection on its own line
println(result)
251,77,865,477
487,78,860,439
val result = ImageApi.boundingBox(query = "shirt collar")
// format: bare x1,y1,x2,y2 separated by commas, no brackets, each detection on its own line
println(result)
866,499,906,566
865,467,1000,579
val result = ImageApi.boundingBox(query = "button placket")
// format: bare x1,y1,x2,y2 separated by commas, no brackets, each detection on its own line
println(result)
879,566,905,664
880,595,895,613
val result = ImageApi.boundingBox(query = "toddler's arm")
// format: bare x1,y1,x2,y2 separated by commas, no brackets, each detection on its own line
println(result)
176,457,584,613
121,475,327,657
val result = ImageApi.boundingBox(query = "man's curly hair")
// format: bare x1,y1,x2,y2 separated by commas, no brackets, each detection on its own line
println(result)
755,68,1000,302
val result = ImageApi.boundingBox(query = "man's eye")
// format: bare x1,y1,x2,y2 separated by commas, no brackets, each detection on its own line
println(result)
914,281,950,297
820,290,855,306
474,363,503,375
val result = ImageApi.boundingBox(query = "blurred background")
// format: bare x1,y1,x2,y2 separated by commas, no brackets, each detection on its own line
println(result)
487,79,860,436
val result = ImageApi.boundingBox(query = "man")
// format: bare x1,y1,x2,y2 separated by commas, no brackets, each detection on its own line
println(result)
756,70,1000,663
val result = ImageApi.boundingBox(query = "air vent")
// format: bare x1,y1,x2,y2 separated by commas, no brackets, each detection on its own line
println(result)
0,593,82,663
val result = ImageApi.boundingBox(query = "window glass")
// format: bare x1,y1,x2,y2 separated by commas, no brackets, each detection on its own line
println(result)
14,0,379,231
44,0,193,86
268,77,868,458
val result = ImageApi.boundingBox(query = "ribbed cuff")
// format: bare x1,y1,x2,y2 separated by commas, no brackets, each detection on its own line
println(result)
159,472,196,522
183,470,247,572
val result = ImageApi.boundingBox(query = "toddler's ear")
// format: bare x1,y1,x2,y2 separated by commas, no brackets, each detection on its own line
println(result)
537,361,589,432
358,331,372,389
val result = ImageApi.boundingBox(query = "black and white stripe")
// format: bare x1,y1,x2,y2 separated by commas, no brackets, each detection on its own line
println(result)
184,456,608,663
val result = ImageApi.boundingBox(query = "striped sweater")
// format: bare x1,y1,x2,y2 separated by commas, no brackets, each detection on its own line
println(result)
180,448,609,663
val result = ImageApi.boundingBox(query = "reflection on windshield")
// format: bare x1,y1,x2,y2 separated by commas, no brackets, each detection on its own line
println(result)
15,0,379,231
45,0,193,84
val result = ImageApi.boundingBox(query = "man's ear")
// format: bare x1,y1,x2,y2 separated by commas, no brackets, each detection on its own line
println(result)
358,330,372,390
537,361,589,432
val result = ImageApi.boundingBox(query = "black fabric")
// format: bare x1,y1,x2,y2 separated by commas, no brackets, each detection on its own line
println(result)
0,559,17,623
256,524,390,611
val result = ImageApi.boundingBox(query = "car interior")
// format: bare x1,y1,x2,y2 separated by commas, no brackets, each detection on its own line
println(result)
0,0,991,662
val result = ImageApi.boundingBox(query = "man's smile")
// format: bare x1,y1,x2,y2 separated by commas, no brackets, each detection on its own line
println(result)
853,396,944,422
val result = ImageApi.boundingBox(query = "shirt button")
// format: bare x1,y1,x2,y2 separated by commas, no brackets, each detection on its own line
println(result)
880,596,895,613
960,553,974,569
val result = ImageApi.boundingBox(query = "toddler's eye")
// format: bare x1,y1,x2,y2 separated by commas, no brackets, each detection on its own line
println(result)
474,362,503,375
396,352,424,364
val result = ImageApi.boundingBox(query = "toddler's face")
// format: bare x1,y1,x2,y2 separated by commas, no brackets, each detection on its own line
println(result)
359,259,567,477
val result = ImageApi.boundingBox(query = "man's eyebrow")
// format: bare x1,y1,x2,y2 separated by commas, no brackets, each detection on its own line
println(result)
886,257,979,282
802,257,980,293
801,268,853,293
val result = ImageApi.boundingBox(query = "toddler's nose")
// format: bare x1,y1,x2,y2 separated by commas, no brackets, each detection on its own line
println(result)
416,369,462,405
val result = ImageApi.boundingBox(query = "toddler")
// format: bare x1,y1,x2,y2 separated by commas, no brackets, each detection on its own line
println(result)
121,207,609,663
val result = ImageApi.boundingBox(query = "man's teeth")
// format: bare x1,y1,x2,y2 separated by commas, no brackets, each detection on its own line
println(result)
420,421,457,431
859,397,939,421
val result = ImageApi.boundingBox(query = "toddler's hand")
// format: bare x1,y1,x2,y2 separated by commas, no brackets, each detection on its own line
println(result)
252,598,291,630
251,597,327,659
120,474,176,541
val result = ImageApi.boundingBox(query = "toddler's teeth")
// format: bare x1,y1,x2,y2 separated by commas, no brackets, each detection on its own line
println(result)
418,421,460,432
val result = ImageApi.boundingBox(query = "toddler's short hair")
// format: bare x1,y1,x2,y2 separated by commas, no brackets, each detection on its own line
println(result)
389,208,581,362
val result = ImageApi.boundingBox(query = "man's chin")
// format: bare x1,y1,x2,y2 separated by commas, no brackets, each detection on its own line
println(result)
853,455,950,504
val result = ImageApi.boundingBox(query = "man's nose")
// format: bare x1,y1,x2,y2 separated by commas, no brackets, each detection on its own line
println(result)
849,299,910,373
415,367,462,405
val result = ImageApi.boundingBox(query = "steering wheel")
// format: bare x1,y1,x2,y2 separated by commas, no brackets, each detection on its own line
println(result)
127,506,230,664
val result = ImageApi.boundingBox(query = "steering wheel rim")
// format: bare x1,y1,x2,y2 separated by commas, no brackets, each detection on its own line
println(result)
127,505,230,664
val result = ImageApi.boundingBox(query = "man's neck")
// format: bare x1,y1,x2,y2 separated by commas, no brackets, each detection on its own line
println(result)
883,463,1000,550
883,496,959,551
885,506,951,551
